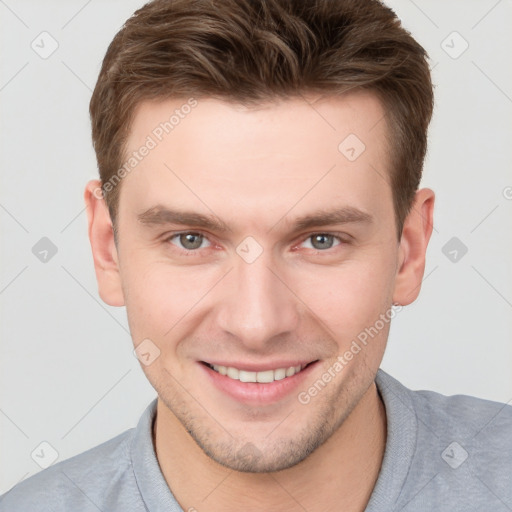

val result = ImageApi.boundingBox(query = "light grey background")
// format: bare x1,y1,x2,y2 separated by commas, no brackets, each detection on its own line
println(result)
1,0,511,494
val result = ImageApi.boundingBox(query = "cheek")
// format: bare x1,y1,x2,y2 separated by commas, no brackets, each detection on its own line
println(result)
295,256,396,341
120,254,217,341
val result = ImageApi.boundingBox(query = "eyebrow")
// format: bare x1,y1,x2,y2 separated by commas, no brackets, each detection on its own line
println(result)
138,207,231,232
137,205,373,233
289,206,373,231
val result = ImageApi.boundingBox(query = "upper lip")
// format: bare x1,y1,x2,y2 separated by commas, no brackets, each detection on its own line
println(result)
201,360,317,372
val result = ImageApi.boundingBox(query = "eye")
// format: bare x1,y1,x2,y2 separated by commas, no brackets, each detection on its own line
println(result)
167,232,211,251
300,233,342,251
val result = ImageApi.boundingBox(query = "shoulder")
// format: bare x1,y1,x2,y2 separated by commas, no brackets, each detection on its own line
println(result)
410,382,512,439
0,428,139,512
412,385,512,507
376,370,512,509
412,383,512,472
377,369,512,437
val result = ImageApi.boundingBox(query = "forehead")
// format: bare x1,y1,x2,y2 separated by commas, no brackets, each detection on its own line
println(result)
119,91,393,234
126,91,388,157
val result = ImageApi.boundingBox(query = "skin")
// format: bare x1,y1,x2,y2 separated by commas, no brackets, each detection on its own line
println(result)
85,90,434,512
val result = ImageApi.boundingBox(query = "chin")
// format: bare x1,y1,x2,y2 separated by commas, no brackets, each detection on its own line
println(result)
200,439,315,473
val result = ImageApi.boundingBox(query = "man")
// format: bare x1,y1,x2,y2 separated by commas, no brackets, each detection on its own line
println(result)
1,0,510,510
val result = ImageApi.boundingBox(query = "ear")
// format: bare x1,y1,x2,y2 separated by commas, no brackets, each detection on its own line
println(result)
84,180,125,307
393,188,435,306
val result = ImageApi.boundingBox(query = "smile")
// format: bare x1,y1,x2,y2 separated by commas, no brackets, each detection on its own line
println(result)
204,362,311,383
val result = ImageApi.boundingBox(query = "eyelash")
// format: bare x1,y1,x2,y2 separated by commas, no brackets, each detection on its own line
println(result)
162,231,348,256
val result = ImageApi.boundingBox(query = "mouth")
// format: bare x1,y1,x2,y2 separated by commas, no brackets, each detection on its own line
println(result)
199,360,319,405
202,361,315,383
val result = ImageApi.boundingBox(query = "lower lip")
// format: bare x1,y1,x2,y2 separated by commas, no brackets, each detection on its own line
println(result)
199,361,319,405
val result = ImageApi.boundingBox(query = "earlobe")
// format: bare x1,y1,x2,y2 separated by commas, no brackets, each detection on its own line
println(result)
392,188,435,306
84,180,125,307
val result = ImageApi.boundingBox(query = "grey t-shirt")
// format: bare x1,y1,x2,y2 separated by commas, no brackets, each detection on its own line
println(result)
1,369,511,511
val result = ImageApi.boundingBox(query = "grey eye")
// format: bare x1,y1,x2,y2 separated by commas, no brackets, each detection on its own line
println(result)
304,234,340,250
177,232,205,250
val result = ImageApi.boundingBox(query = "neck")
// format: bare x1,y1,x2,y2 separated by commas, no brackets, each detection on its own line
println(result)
154,382,386,512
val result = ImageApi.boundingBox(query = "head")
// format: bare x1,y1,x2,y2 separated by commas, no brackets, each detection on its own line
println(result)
85,0,435,473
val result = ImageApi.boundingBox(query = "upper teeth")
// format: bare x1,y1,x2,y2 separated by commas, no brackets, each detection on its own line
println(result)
211,364,305,383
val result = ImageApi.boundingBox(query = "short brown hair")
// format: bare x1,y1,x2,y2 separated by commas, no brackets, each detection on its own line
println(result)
90,0,433,237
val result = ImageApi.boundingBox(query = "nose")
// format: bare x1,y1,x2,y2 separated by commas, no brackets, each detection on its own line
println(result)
216,248,301,351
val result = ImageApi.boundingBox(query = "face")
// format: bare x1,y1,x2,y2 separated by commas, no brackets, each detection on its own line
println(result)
87,91,428,473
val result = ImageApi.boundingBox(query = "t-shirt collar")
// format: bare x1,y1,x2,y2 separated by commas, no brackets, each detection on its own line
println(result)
131,399,181,512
